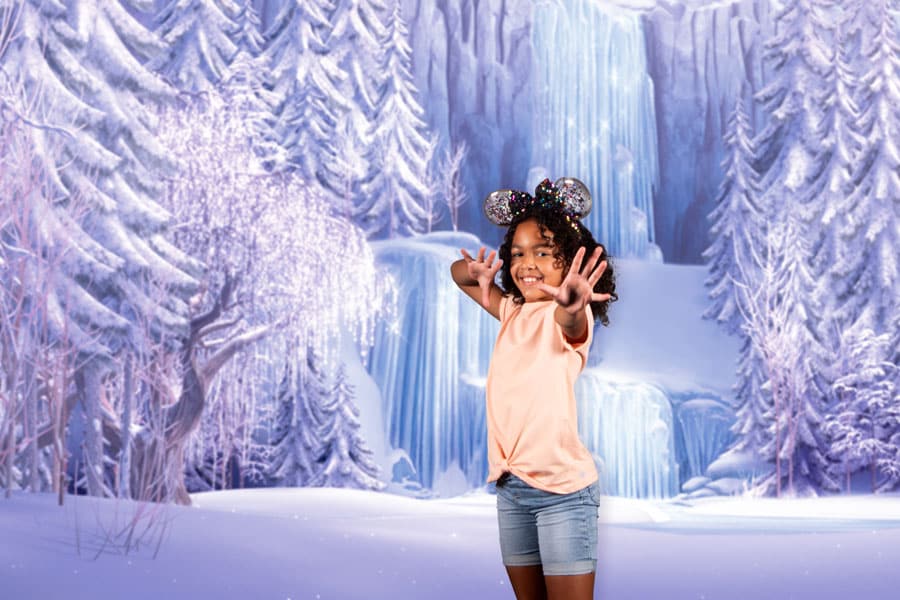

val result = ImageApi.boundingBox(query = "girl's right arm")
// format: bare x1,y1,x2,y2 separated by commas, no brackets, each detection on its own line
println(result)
451,247,503,320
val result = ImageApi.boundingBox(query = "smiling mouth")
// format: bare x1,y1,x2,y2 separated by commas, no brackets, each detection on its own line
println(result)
519,275,543,286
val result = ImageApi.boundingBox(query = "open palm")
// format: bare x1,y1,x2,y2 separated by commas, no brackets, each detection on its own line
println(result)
537,246,611,314
460,247,502,308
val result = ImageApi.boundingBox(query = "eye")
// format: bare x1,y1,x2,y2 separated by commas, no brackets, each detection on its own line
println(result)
511,252,523,258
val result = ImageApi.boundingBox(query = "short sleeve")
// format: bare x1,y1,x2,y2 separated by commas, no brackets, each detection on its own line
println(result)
558,305,594,370
499,294,515,322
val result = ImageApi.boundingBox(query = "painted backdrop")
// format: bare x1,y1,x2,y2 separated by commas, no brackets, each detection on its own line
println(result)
0,0,897,509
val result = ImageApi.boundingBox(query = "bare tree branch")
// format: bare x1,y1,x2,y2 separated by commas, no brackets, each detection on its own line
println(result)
201,323,277,383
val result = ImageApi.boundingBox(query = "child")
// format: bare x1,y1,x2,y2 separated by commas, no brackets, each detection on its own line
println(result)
450,178,617,600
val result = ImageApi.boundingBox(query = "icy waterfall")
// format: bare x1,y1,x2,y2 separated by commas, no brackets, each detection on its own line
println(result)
367,233,499,490
530,0,660,260
577,375,677,498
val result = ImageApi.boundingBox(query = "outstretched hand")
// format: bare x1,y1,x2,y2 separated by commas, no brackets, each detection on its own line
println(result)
537,246,611,314
460,247,502,309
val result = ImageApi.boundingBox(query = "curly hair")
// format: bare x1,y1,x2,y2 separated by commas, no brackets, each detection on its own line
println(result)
498,207,618,326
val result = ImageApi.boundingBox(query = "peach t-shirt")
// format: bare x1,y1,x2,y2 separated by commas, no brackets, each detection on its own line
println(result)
485,295,599,494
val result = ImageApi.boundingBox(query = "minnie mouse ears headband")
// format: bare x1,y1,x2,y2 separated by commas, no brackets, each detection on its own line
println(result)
483,177,592,227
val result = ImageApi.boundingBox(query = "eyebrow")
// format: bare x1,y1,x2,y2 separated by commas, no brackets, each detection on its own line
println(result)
510,242,555,250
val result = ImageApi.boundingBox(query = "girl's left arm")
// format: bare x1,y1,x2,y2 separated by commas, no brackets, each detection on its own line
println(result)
555,306,590,344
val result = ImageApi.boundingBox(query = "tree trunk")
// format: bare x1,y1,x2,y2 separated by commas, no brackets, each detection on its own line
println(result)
53,361,73,506
130,275,250,504
774,377,782,498
161,346,206,504
3,323,20,499
118,352,134,499
24,360,39,492
77,363,109,497
3,385,14,499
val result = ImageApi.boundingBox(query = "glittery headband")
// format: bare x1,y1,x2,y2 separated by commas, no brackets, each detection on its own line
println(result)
483,177,592,227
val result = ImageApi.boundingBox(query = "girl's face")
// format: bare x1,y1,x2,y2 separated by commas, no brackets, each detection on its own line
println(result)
509,218,565,302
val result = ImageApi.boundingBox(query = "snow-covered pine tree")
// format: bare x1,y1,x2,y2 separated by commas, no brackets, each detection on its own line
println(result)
354,0,434,237
259,0,348,175
268,361,322,487
307,362,384,490
230,0,264,56
731,336,772,460
838,0,900,335
793,5,868,431
1,1,199,356
323,0,386,135
704,94,764,336
703,94,770,456
754,0,832,190
259,0,434,236
815,1,900,491
837,0,881,60
150,0,239,93
221,0,278,165
805,4,861,283
221,55,277,157
324,112,369,219
0,1,201,497
315,0,385,207
749,0,837,495
824,328,900,493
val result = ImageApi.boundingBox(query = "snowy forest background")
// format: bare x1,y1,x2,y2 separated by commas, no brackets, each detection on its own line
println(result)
0,0,898,510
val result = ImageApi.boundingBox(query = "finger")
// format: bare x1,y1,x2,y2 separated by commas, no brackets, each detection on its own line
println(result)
489,258,503,275
568,246,586,277
587,259,608,286
460,248,474,262
554,282,580,307
536,282,561,300
591,292,612,303
485,249,497,267
583,247,603,277
477,247,486,262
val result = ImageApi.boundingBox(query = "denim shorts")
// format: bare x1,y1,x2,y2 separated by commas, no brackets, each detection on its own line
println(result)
495,472,601,576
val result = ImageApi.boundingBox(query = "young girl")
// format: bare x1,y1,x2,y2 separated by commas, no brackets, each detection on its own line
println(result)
450,178,616,600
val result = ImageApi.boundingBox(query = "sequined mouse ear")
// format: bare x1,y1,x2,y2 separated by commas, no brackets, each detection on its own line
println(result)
483,189,517,226
554,177,592,219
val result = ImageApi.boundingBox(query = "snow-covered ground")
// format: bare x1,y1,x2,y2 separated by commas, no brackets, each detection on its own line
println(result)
2,488,899,599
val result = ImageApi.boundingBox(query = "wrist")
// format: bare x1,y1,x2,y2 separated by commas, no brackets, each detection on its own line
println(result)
555,304,586,332
451,259,478,286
